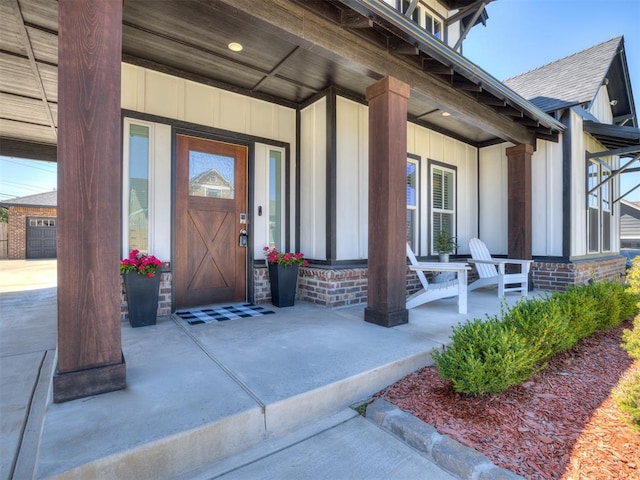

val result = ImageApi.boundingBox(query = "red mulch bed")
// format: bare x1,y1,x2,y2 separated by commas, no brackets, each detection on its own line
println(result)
377,319,640,479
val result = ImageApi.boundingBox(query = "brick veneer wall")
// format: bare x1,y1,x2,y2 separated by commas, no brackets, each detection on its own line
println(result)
254,265,425,308
531,257,627,292
120,270,172,322
7,206,57,259
117,258,626,317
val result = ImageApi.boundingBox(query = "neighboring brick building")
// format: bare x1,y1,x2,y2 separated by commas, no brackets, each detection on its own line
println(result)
0,191,57,259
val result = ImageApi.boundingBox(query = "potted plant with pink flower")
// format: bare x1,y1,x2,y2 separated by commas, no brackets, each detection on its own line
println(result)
120,249,163,327
263,246,308,307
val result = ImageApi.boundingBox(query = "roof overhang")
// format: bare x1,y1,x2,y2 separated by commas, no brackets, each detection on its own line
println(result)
336,0,565,133
584,120,640,152
1,0,565,159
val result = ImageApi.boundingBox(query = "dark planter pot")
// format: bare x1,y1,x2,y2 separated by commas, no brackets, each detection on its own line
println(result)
268,263,299,307
123,272,161,327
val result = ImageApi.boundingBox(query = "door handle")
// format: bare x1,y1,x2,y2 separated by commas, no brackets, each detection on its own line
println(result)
239,229,248,247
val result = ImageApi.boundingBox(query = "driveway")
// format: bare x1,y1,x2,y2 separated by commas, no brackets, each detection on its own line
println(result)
0,259,57,293
0,259,57,480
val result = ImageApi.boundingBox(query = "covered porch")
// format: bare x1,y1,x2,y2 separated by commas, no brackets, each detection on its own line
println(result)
0,259,534,478
1,0,565,404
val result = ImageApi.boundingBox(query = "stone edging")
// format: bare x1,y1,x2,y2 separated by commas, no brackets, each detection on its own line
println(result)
366,399,525,480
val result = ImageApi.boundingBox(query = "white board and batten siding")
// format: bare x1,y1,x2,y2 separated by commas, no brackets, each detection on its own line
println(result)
299,97,328,260
478,143,509,255
406,121,478,256
335,97,369,260
589,85,614,124
532,140,563,257
121,63,297,259
478,140,564,258
333,96,478,260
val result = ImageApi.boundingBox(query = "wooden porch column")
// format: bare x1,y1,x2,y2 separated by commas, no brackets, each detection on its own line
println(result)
364,77,410,327
53,0,125,403
506,144,534,260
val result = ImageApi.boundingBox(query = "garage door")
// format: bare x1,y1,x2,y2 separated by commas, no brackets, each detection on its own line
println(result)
27,217,57,259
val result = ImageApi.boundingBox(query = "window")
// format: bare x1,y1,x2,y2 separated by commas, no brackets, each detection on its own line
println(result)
587,158,612,253
29,218,55,227
406,159,419,250
425,12,442,40
188,152,235,199
127,124,150,253
431,165,455,255
269,149,284,250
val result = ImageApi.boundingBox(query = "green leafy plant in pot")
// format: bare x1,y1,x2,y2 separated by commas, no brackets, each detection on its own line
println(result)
434,229,458,262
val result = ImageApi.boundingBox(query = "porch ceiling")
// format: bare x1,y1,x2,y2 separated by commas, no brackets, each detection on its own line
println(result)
1,0,561,162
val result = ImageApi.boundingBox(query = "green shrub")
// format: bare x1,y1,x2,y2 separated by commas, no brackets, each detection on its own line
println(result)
627,257,640,297
552,286,600,340
432,318,540,395
622,315,640,360
614,372,640,431
502,297,572,360
434,279,639,397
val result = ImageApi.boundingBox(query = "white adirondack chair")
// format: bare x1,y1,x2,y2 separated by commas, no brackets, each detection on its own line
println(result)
467,238,533,297
406,244,470,314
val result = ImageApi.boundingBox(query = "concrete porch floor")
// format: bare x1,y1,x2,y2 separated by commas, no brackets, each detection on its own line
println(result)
1,260,533,479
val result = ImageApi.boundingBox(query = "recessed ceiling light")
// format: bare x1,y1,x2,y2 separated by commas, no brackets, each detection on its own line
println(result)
228,42,243,52
441,111,451,117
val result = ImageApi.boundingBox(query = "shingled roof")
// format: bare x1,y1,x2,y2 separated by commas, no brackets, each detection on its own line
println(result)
0,190,57,208
503,37,623,113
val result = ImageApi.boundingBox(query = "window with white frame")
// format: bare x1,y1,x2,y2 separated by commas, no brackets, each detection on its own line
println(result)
268,148,285,250
587,158,612,253
424,11,442,40
431,164,456,255
125,122,151,253
406,159,419,250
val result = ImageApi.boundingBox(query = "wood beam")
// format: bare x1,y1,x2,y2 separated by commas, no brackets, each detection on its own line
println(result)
506,144,533,262
493,105,523,117
475,93,507,107
452,1,486,51
0,137,56,163
220,0,536,145
389,38,419,55
452,77,482,92
54,0,125,403
514,117,540,128
9,0,57,140
341,10,373,28
586,145,640,159
422,57,454,75
364,77,409,327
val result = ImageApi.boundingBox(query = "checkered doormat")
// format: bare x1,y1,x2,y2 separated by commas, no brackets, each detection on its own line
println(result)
175,303,275,325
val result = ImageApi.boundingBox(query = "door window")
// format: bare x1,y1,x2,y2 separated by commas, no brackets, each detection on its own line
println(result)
188,152,235,199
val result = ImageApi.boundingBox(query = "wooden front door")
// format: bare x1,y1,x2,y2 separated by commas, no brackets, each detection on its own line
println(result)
175,135,248,309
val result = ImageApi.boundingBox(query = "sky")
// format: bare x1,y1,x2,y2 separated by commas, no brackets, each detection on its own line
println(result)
0,0,638,201
0,157,56,201
463,0,640,201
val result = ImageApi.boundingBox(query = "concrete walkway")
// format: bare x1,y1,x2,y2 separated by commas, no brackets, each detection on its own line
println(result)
0,259,527,479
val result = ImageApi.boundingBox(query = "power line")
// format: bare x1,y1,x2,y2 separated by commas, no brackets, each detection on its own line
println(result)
1,159,57,173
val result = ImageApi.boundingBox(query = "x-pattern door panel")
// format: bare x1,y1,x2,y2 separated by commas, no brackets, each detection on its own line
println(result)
175,135,247,309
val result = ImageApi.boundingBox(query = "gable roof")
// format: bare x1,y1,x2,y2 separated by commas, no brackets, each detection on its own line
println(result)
503,37,627,115
0,190,57,208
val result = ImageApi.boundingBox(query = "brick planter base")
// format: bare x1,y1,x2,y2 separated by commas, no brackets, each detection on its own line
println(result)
118,257,627,316
531,257,626,292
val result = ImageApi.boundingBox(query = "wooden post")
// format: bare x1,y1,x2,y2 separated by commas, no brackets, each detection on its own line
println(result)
53,0,125,403
364,77,410,327
506,144,534,261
